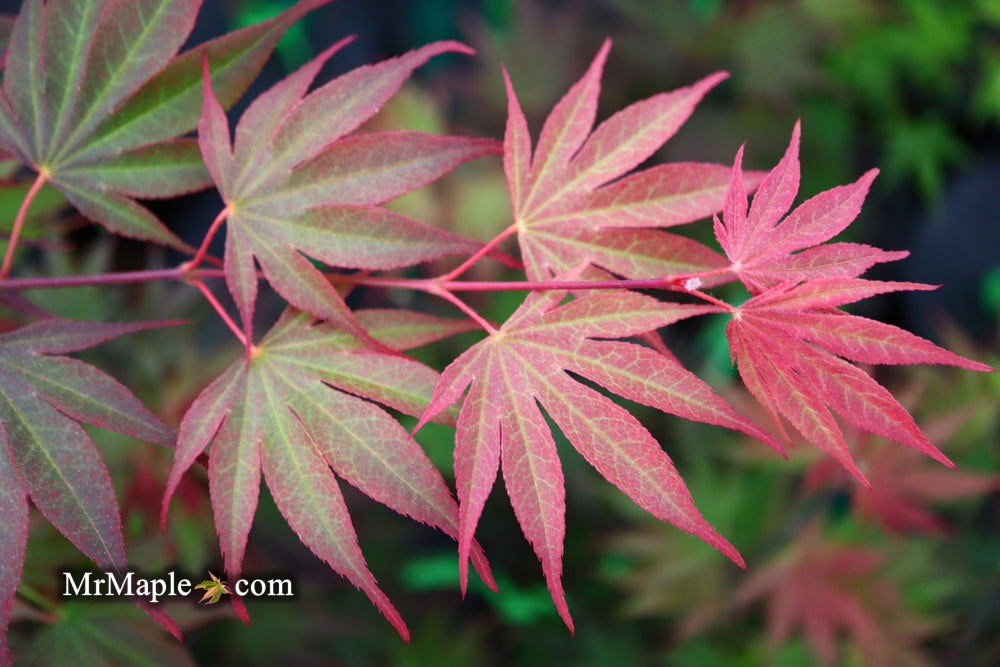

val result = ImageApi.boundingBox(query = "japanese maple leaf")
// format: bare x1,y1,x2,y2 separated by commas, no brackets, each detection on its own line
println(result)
805,432,998,535
198,39,500,345
502,40,764,283
714,122,908,294
161,308,494,640
194,572,231,605
415,282,783,631
0,0,328,248
735,524,934,666
0,318,180,662
727,277,994,484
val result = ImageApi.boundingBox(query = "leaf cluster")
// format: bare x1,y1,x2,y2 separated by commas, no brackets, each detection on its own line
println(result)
0,0,992,661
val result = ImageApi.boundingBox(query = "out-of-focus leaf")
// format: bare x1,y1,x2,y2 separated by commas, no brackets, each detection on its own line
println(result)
16,602,194,667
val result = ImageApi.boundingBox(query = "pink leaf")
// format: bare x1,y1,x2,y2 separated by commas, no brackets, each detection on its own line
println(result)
503,41,742,285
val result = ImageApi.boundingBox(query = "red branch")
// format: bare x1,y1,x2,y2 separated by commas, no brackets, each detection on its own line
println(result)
1,171,48,278
437,223,518,282
0,266,738,311
190,279,248,348
182,207,230,273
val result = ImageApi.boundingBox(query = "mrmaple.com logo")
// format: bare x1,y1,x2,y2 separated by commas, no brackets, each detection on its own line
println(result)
61,571,293,605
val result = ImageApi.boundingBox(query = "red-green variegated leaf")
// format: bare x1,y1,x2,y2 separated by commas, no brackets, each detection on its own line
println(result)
564,163,766,230
354,309,477,350
248,132,500,210
730,321,868,485
534,368,744,567
502,41,745,284
523,225,729,283
417,281,772,627
0,432,27,667
502,66,531,218
163,309,497,636
497,357,572,632
0,0,327,251
524,39,611,211
259,393,409,640
450,350,498,593
195,39,498,341
208,363,262,624
59,139,210,199
0,318,180,649
196,55,234,199
737,244,909,289
73,0,332,161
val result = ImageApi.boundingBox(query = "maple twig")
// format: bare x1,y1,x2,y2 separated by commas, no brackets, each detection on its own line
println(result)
0,267,188,289
665,265,734,284
671,285,736,313
0,266,738,307
428,286,497,334
182,207,229,273
1,170,48,278
437,223,518,282
347,274,729,294
190,278,248,347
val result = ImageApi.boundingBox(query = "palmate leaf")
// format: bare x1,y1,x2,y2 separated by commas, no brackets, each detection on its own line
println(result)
16,602,195,667
502,40,763,282
415,280,782,631
194,572,230,605
0,318,179,663
0,0,328,249
714,122,908,294
198,39,500,345
805,437,998,535
727,278,994,484
161,309,496,639
735,524,933,666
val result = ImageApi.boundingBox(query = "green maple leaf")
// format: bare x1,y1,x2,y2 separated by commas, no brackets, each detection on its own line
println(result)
161,308,496,639
0,318,181,661
0,0,329,249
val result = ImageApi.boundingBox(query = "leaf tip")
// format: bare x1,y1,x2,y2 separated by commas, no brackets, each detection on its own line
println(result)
434,40,476,57
231,594,252,624
410,412,431,437
563,612,576,635
698,70,731,92
716,534,746,569
733,142,746,170
927,446,956,469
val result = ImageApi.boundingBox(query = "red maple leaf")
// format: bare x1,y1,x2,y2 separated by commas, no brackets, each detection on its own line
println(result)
503,40,763,283
416,280,782,631
736,524,936,666
727,278,993,483
714,122,908,294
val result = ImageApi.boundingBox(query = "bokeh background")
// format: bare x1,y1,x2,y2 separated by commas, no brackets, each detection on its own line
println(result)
2,0,999,665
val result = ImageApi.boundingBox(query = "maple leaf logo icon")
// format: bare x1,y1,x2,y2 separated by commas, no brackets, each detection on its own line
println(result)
194,572,231,605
